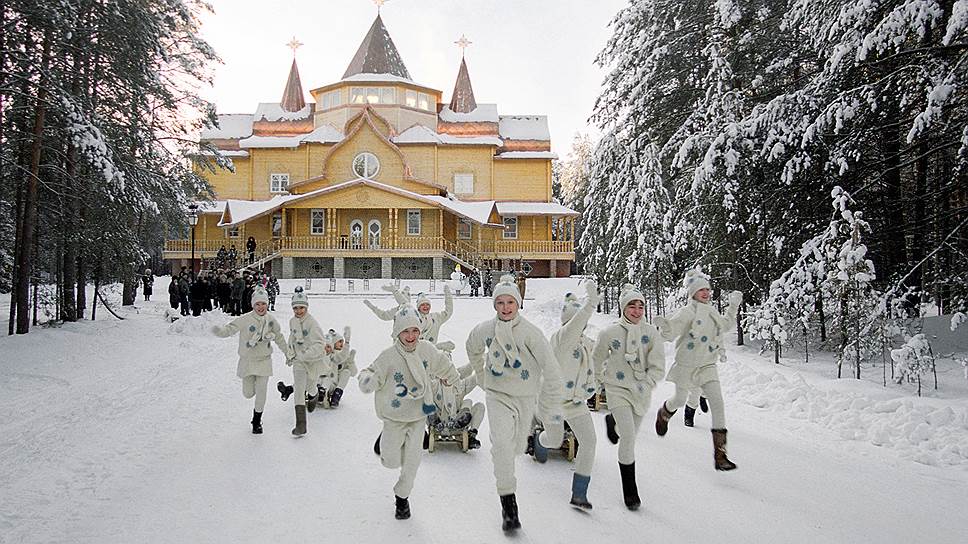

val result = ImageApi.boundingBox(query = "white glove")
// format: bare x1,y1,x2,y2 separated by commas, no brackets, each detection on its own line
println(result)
435,340,456,352
343,326,352,343
210,325,223,336
363,299,375,309
728,290,743,306
381,284,397,293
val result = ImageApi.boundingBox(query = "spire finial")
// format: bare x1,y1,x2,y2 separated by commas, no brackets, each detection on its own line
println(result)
373,0,386,13
286,36,303,57
455,34,472,56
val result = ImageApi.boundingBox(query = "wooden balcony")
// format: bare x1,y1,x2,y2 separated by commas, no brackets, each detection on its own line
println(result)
164,236,575,260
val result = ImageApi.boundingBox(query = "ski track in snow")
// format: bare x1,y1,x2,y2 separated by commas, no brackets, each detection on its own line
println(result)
0,277,965,543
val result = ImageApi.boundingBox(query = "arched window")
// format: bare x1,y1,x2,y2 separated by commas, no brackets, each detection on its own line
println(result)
352,152,380,178
368,219,382,249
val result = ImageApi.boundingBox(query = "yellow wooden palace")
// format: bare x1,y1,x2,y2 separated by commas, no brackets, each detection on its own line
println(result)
164,14,578,279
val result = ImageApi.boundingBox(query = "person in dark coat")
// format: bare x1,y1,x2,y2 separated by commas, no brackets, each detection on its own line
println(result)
230,273,245,316
482,268,493,297
168,277,180,309
266,275,280,311
216,246,227,269
142,269,154,301
246,236,257,264
218,273,232,312
241,277,255,314
178,275,191,316
227,245,238,269
469,269,481,297
190,277,208,317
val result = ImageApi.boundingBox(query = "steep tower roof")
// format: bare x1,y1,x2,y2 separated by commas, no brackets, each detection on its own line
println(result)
342,14,412,81
280,58,306,112
448,56,477,113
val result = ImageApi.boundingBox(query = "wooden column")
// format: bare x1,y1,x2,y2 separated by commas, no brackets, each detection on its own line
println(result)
391,208,398,249
438,209,444,249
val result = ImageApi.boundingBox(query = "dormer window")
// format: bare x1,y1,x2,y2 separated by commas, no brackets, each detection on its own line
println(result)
350,87,397,105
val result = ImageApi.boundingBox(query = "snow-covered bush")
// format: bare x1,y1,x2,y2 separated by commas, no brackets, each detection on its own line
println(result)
891,334,935,396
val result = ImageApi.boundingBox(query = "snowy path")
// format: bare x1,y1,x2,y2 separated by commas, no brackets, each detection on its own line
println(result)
1,278,966,543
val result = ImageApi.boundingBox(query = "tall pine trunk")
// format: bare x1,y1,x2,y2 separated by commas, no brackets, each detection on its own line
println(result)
16,33,51,334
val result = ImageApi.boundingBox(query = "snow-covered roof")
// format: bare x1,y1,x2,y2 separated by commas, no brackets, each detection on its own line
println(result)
341,72,416,84
302,125,344,144
254,102,313,122
238,125,344,149
238,135,304,149
393,125,502,146
218,179,502,227
439,104,499,123
194,150,250,158
424,196,501,226
191,200,227,215
496,201,578,217
200,114,253,140
219,196,296,226
499,115,550,140
495,151,558,159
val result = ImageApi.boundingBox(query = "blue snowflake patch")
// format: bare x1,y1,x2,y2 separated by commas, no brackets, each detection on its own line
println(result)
687,342,695,350
573,349,582,359
616,371,625,381
611,339,621,349
641,335,650,344
566,381,574,389
512,359,522,369
391,399,401,408
393,372,404,383
521,369,530,380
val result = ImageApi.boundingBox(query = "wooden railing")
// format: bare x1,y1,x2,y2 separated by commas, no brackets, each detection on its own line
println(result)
165,237,574,256
163,239,227,253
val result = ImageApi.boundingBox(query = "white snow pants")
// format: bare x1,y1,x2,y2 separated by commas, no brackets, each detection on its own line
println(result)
486,392,543,496
461,400,486,430
242,375,269,412
336,369,352,390
668,380,726,429
292,365,314,407
379,419,425,498
610,405,643,464
566,412,597,477
686,388,702,409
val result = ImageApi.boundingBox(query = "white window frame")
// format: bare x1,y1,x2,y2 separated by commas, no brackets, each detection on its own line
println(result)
350,87,366,104
269,173,289,194
405,89,418,108
503,216,518,239
381,87,396,104
367,219,382,249
407,209,421,236
453,173,474,195
322,90,341,110
352,152,380,178
458,218,472,240
310,209,326,235
226,226,239,238
418,92,431,111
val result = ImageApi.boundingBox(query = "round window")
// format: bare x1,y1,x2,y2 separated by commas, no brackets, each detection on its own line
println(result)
352,152,380,178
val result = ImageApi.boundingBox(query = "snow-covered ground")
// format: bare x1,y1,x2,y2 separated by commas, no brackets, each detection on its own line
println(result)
1,277,966,543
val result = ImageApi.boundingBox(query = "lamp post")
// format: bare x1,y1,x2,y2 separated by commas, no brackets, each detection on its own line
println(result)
188,203,199,274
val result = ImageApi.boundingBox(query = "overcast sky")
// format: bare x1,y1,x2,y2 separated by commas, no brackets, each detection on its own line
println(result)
198,0,629,158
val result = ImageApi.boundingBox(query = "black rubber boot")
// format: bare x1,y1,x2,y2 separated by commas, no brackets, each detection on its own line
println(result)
330,387,344,407
500,494,521,532
700,396,709,413
619,462,640,510
422,430,430,450
684,405,696,427
655,402,676,437
251,411,263,434
467,429,481,449
604,413,619,444
395,495,411,520
374,433,382,455
455,410,473,429
306,392,318,413
277,381,293,402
